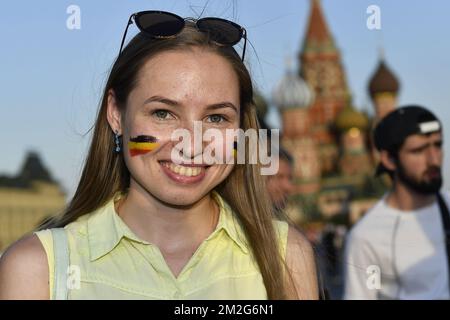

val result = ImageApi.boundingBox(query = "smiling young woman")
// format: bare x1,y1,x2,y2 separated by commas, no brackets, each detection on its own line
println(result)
0,11,318,300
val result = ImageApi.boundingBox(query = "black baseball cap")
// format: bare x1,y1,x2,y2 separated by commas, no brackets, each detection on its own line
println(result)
373,105,442,175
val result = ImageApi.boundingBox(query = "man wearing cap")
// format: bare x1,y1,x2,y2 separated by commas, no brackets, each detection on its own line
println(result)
343,105,449,300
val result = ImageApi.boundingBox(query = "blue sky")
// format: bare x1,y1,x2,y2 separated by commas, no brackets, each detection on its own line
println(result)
1,0,450,197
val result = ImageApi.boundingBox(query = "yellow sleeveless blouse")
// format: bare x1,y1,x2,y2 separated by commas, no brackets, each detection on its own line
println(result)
35,192,289,299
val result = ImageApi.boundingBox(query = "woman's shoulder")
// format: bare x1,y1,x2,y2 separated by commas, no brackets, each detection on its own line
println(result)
285,225,319,299
0,233,49,299
286,225,313,256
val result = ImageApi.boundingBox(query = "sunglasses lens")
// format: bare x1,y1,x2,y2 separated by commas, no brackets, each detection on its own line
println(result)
197,18,243,45
136,11,184,37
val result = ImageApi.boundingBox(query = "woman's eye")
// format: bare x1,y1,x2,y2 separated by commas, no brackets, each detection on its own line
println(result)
207,114,225,123
153,110,170,120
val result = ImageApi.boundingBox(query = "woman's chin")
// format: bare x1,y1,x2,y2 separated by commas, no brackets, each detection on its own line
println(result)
153,191,207,207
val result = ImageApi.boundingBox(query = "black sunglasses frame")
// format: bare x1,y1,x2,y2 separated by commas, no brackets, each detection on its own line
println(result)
118,10,247,62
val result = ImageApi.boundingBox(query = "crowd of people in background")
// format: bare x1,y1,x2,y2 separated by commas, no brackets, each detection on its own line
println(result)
265,105,448,300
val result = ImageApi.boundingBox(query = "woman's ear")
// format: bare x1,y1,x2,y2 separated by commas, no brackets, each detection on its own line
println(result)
106,89,122,134
379,150,397,172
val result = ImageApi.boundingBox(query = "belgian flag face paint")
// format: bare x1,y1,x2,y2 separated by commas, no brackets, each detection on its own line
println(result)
128,135,160,157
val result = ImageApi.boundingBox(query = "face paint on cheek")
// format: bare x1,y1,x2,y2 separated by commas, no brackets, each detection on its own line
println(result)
128,135,160,157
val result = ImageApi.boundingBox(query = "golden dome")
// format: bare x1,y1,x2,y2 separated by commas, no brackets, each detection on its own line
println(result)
335,104,369,132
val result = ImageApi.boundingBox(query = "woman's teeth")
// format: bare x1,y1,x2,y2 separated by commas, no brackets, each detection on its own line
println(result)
162,162,202,177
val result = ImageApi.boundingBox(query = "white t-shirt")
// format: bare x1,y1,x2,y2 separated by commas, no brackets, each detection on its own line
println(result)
343,191,450,300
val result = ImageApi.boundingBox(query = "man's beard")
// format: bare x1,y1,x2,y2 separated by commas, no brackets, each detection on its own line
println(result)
396,162,442,195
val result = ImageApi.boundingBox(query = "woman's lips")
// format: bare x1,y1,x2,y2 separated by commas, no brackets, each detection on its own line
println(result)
160,161,208,184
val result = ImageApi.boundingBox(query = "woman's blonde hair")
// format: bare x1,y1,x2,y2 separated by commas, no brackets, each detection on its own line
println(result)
42,22,296,299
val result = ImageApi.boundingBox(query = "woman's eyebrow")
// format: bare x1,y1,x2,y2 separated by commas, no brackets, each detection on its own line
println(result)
206,102,238,113
142,96,179,107
143,95,238,113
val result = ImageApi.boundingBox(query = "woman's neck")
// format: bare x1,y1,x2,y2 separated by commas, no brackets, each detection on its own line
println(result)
116,183,219,255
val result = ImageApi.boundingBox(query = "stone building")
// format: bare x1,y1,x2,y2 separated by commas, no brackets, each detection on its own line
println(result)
0,151,66,253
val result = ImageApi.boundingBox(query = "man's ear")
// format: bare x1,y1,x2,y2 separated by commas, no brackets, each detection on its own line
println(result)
106,89,122,134
379,150,397,172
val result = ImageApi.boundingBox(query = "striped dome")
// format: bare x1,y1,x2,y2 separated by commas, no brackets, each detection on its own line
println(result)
272,71,314,109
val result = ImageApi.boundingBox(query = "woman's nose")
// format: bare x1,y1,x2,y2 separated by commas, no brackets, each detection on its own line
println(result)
173,119,204,161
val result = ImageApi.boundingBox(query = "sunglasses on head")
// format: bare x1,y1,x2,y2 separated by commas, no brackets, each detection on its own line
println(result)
119,10,247,61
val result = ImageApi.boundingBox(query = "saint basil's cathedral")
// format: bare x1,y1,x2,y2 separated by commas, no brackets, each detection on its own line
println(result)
259,0,400,229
